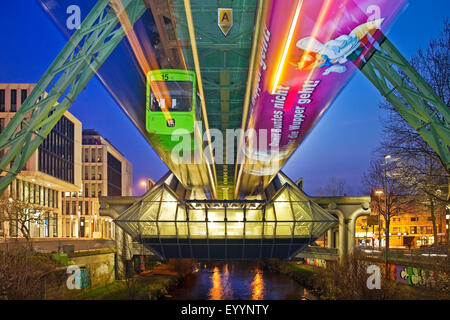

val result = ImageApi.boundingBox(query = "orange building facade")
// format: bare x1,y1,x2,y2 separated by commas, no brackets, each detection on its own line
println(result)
355,202,448,249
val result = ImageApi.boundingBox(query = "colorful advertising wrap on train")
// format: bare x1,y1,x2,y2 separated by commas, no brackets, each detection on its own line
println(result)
242,0,407,179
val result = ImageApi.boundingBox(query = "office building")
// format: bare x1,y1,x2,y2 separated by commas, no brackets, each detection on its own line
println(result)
61,129,132,239
0,83,82,238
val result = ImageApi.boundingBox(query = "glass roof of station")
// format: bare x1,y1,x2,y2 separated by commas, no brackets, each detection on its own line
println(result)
115,172,337,240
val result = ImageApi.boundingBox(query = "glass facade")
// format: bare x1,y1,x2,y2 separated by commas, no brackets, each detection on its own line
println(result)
10,89,17,112
10,179,58,209
38,115,75,183
107,152,122,196
20,89,27,104
0,89,5,111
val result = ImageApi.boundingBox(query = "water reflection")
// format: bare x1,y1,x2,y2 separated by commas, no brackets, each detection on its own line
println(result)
168,262,305,300
251,268,264,300
209,266,222,300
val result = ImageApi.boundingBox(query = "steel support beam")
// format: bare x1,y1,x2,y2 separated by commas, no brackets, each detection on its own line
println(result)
362,38,450,168
0,0,147,194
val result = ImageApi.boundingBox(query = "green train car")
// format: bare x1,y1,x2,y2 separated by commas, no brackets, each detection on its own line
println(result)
146,69,202,151
146,69,212,190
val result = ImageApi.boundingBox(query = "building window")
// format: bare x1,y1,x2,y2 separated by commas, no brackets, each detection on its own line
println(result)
91,149,96,163
29,183,34,204
39,185,44,206
10,89,17,112
98,183,102,197
97,166,102,180
23,181,29,203
410,226,417,234
0,89,5,112
84,183,89,198
52,213,58,237
91,183,96,198
35,185,40,205
410,217,419,222
21,89,27,104
44,187,49,207
107,152,122,196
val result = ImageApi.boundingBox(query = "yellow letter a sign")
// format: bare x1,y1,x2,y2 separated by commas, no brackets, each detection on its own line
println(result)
218,8,233,37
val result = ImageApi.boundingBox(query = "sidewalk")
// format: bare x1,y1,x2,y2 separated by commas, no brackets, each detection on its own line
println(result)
0,238,115,253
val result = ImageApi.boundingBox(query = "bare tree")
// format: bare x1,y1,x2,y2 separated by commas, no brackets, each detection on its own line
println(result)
376,18,449,246
385,152,448,245
362,159,415,276
316,176,350,196
0,197,48,241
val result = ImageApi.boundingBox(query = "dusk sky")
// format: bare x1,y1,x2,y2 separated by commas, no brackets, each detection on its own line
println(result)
0,0,448,196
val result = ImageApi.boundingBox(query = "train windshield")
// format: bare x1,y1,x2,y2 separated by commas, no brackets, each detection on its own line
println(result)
150,81,193,112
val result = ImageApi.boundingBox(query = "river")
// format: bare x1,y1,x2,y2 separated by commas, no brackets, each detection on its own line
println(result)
165,262,312,300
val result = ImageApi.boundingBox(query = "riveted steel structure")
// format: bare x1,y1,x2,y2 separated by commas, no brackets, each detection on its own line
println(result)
362,38,450,169
0,0,147,193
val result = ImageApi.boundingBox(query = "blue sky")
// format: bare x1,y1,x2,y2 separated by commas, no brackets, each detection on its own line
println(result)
0,0,448,196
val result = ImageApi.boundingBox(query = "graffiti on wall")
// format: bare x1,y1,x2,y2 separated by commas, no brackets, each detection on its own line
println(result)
394,265,441,287
380,263,448,289
305,258,448,290
304,258,327,268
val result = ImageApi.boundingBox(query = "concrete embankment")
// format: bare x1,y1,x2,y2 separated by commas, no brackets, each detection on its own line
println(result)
79,260,195,300
261,260,322,299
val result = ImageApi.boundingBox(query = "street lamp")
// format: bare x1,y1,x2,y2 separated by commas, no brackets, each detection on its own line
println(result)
375,190,384,248
140,180,148,193
383,155,391,278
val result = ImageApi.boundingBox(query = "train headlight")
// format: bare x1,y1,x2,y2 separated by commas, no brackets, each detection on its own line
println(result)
167,119,175,127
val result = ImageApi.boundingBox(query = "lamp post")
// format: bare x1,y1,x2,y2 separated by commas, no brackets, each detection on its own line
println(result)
384,155,391,278
375,190,383,249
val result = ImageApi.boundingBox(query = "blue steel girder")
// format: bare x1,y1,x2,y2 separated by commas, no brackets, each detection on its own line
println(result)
0,0,147,194
362,38,450,168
